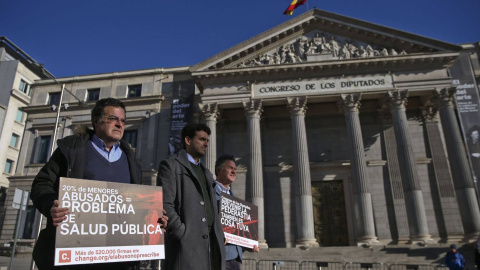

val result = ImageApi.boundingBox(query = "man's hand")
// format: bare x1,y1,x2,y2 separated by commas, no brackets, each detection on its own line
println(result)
247,245,260,252
50,200,69,226
157,209,168,229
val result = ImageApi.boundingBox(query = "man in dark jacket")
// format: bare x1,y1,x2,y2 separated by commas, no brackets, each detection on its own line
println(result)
157,123,226,270
445,244,466,270
30,98,167,270
214,155,259,270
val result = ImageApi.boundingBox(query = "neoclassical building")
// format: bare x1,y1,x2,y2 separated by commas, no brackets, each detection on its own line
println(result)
3,9,480,249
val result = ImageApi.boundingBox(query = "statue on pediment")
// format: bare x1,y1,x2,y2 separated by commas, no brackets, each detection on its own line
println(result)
236,31,407,68
356,46,366,58
330,37,340,57
381,48,389,56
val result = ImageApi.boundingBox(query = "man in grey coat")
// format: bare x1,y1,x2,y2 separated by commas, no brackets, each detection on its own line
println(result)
157,123,225,270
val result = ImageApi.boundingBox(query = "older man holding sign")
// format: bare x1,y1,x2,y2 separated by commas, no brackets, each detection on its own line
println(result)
30,98,167,270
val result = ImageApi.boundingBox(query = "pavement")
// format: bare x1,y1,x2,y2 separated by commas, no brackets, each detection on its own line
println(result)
0,254,32,270
0,255,161,270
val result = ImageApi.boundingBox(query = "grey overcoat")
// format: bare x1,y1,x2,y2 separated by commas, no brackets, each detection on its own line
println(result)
157,149,226,270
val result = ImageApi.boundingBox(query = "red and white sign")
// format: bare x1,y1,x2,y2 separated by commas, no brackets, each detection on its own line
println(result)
54,177,164,266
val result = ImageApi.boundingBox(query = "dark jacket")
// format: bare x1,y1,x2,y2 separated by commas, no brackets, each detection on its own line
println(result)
157,149,226,270
30,127,142,270
445,251,465,270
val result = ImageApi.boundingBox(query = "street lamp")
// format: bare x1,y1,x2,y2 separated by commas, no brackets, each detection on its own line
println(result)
29,65,88,270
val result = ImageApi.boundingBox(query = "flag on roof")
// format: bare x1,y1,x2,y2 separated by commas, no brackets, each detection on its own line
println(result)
283,0,307,15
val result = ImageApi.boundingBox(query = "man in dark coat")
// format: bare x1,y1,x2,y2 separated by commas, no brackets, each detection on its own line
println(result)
157,123,226,270
214,155,259,270
445,244,465,270
30,98,167,270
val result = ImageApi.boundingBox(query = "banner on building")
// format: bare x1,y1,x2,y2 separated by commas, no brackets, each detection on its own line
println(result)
449,52,480,192
220,193,258,248
167,81,194,155
54,177,164,266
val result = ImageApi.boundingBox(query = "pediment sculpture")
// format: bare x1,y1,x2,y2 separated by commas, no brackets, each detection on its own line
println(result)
237,32,407,68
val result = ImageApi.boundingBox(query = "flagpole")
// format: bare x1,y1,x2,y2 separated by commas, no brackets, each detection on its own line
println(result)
306,0,309,11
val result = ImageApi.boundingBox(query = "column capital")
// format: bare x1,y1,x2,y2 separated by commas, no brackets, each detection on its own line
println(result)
243,100,263,117
200,103,220,121
435,87,456,108
387,89,409,110
287,96,308,116
338,93,362,113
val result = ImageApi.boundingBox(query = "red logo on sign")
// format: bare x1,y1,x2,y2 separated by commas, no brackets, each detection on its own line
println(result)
59,250,71,263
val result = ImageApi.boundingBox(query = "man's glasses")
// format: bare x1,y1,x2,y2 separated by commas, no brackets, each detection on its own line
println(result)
102,115,126,125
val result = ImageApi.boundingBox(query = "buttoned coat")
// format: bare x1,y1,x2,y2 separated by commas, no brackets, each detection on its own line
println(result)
157,149,225,270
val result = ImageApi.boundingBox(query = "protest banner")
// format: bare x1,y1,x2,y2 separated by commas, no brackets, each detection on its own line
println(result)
54,177,164,266
220,193,258,248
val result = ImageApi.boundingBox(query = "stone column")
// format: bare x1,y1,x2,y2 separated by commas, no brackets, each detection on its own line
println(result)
339,94,378,244
243,100,267,248
287,97,318,247
421,104,464,240
377,108,411,243
436,88,480,240
387,90,431,242
201,103,219,173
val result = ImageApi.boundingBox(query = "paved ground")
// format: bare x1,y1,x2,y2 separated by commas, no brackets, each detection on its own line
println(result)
0,255,160,270
0,254,32,270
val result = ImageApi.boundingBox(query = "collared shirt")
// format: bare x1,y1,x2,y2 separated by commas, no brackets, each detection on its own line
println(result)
215,180,231,195
187,153,201,165
90,134,123,162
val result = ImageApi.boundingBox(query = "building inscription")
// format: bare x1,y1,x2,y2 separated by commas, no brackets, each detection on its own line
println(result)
253,75,393,98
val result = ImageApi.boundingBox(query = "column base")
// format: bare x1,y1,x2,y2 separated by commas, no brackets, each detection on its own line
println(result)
355,236,379,247
409,234,434,245
295,238,319,248
258,239,268,249
440,235,463,244
463,232,480,243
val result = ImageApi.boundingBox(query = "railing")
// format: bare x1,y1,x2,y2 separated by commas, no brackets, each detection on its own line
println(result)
258,260,301,270
237,261,445,270
300,261,344,270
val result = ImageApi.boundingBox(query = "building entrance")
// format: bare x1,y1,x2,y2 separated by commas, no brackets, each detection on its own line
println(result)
312,180,349,246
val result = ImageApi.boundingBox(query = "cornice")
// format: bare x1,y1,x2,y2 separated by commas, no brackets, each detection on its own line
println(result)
22,95,165,114
33,67,190,86
192,52,458,91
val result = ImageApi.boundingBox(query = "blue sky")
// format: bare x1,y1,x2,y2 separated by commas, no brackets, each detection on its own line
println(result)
2,0,479,78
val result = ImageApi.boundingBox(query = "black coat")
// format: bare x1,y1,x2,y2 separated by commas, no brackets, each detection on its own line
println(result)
30,127,142,270
157,149,226,270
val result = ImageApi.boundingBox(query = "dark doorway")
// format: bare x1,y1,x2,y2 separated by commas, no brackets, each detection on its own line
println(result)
311,180,349,246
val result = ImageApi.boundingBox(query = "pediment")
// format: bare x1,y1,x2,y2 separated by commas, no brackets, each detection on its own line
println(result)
190,9,461,73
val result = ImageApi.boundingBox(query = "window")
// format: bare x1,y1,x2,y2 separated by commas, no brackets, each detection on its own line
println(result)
16,109,24,123
123,130,138,149
4,159,13,174
18,205,37,239
10,134,19,148
38,136,51,163
49,92,61,106
87,88,100,101
19,79,30,95
128,84,142,98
